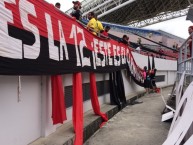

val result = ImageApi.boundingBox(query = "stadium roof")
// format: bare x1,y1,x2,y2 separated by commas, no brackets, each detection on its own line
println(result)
66,0,193,27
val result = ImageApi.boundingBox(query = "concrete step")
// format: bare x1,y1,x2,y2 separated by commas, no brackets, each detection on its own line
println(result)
29,91,146,145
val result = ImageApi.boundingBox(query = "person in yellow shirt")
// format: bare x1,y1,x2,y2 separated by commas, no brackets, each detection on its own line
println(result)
95,16,104,36
87,12,97,35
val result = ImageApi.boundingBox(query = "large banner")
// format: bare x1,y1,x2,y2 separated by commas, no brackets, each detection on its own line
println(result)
0,0,130,75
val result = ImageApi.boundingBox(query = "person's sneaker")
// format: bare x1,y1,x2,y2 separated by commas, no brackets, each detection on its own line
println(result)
143,92,148,97
131,99,143,105
135,99,143,103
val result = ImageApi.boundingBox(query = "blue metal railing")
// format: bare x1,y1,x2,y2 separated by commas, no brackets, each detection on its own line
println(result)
178,33,193,83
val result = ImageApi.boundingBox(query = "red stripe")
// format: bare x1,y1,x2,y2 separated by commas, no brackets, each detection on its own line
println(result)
73,73,83,145
51,75,67,124
4,0,130,54
90,73,108,127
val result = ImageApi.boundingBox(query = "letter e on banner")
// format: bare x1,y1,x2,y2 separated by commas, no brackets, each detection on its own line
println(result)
0,0,22,59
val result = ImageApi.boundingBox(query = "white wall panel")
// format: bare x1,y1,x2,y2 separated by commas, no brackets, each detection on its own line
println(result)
0,76,42,145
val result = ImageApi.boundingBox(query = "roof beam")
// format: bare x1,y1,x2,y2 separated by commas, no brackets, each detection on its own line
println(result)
98,0,136,18
129,8,189,27
81,0,114,16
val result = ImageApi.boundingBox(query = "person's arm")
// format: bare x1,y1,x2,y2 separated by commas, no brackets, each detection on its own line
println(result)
143,71,146,79
98,21,104,33
188,38,192,44
71,10,81,20
87,19,97,35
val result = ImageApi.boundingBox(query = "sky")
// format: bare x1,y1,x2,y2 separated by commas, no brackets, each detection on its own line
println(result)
45,0,193,39
144,16,192,39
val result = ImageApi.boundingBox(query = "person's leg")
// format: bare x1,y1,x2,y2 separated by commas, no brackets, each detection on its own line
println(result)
145,82,149,94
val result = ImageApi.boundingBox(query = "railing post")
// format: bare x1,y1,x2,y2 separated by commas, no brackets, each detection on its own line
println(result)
184,44,187,72
176,33,193,84
191,35,193,81
178,46,182,80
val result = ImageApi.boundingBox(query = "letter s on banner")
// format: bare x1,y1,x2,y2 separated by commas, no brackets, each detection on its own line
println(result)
19,0,40,59
0,0,22,59
99,41,105,67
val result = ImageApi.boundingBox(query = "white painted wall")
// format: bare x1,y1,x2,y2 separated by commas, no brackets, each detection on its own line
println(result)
132,52,177,71
167,71,177,85
0,76,42,145
0,54,177,145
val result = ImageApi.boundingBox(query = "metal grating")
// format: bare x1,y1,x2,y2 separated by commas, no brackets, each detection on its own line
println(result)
65,80,110,108
155,75,165,82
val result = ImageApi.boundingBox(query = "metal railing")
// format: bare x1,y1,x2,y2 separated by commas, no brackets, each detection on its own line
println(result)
178,33,193,84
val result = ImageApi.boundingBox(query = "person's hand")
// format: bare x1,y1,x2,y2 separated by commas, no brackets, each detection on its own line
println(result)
187,39,192,44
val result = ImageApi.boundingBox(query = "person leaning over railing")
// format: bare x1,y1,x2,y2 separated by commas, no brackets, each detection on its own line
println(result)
86,12,98,35
187,26,193,57
158,48,164,59
86,12,110,37
55,2,61,9
74,13,109,40
119,35,130,45
70,1,82,21
101,26,111,37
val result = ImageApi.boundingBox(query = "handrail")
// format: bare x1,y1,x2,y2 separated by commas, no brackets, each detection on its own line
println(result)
177,71,193,76
177,32,193,83
178,57,192,65
128,30,178,52
79,19,166,60
109,34,177,59
79,19,178,59
179,32,193,50
101,21,179,52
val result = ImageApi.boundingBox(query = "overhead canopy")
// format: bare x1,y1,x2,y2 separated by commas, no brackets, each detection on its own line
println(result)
67,0,193,27
101,0,191,25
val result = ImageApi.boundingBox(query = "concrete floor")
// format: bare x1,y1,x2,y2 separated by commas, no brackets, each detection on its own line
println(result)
84,87,172,145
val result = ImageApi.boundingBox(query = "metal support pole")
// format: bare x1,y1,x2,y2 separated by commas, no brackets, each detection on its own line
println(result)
184,44,187,84
177,47,182,81
184,44,187,72
188,0,193,6
191,36,193,81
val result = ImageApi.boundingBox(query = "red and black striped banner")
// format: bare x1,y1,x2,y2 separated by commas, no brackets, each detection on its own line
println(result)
0,0,130,75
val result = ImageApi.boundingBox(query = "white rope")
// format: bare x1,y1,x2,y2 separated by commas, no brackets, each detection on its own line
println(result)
188,0,193,6
18,76,21,102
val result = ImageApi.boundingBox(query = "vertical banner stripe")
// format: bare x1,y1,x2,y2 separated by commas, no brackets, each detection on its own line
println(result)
51,75,67,124
73,73,83,145
90,73,108,127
